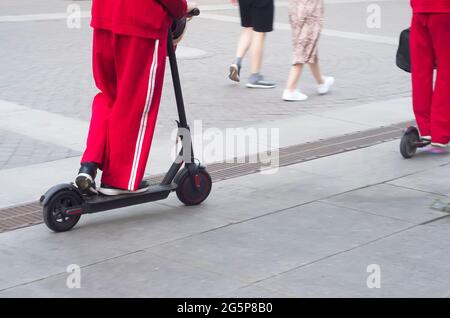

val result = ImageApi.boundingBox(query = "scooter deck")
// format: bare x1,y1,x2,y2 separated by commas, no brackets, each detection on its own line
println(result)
83,183,177,214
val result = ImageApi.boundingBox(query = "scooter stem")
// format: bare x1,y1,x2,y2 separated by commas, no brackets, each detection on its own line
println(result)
167,33,188,129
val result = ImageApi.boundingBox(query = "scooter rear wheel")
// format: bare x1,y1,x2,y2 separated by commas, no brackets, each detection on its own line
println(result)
43,190,82,232
400,128,419,159
176,167,212,206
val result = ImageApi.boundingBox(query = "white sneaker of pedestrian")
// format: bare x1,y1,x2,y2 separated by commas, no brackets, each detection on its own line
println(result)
282,89,308,101
317,76,335,95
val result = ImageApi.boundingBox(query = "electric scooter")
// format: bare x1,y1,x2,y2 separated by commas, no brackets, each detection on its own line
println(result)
399,126,431,159
40,9,212,232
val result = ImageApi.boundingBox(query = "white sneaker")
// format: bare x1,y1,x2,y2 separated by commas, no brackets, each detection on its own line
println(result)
282,89,308,101
317,76,335,95
431,142,448,148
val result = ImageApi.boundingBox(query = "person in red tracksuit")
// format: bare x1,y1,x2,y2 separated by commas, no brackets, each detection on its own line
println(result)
76,0,195,196
410,0,450,147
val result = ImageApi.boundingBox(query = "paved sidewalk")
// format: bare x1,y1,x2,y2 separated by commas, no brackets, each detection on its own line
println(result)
0,0,412,169
1,139,450,297
3,0,448,298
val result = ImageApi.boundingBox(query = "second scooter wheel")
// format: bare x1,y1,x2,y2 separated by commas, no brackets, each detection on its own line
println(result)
400,128,419,159
43,190,82,232
175,167,212,206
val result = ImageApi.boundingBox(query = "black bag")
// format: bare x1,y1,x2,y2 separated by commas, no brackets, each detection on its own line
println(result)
396,28,411,73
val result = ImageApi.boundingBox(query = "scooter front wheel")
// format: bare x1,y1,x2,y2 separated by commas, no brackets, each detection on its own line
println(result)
176,167,212,206
43,190,82,232
400,128,419,159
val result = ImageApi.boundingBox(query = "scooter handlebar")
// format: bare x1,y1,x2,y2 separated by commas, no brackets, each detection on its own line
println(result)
170,8,200,43
187,8,200,17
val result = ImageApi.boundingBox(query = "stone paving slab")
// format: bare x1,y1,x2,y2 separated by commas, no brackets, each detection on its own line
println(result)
0,164,357,290
147,201,412,283
0,140,449,297
320,183,448,224
0,129,80,170
256,218,450,297
156,165,367,223
292,141,450,184
218,284,291,298
0,202,227,290
0,238,129,291
388,163,450,197
0,250,246,298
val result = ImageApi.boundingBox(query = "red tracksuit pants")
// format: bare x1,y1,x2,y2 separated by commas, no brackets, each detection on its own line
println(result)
411,13,450,143
82,29,167,191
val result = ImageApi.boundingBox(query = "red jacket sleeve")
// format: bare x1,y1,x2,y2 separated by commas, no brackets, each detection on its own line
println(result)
157,0,188,19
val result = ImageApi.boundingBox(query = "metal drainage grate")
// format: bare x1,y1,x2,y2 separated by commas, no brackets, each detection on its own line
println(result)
0,201,42,233
0,121,412,234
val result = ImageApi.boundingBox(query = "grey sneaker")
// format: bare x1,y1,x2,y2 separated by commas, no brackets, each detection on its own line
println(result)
246,74,276,89
229,63,241,82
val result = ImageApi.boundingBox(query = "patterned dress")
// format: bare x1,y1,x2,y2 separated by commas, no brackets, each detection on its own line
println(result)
288,0,324,64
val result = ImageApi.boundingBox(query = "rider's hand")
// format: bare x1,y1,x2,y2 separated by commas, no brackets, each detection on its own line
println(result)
187,2,198,14
186,1,198,21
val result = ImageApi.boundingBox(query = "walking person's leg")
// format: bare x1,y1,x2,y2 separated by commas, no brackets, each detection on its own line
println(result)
286,64,305,92
246,0,276,88
229,0,253,82
283,0,308,101
284,57,334,100
309,56,334,95
236,28,253,58
308,57,324,85
249,31,266,75
229,27,253,82
428,13,450,147
283,0,332,101
410,13,435,141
